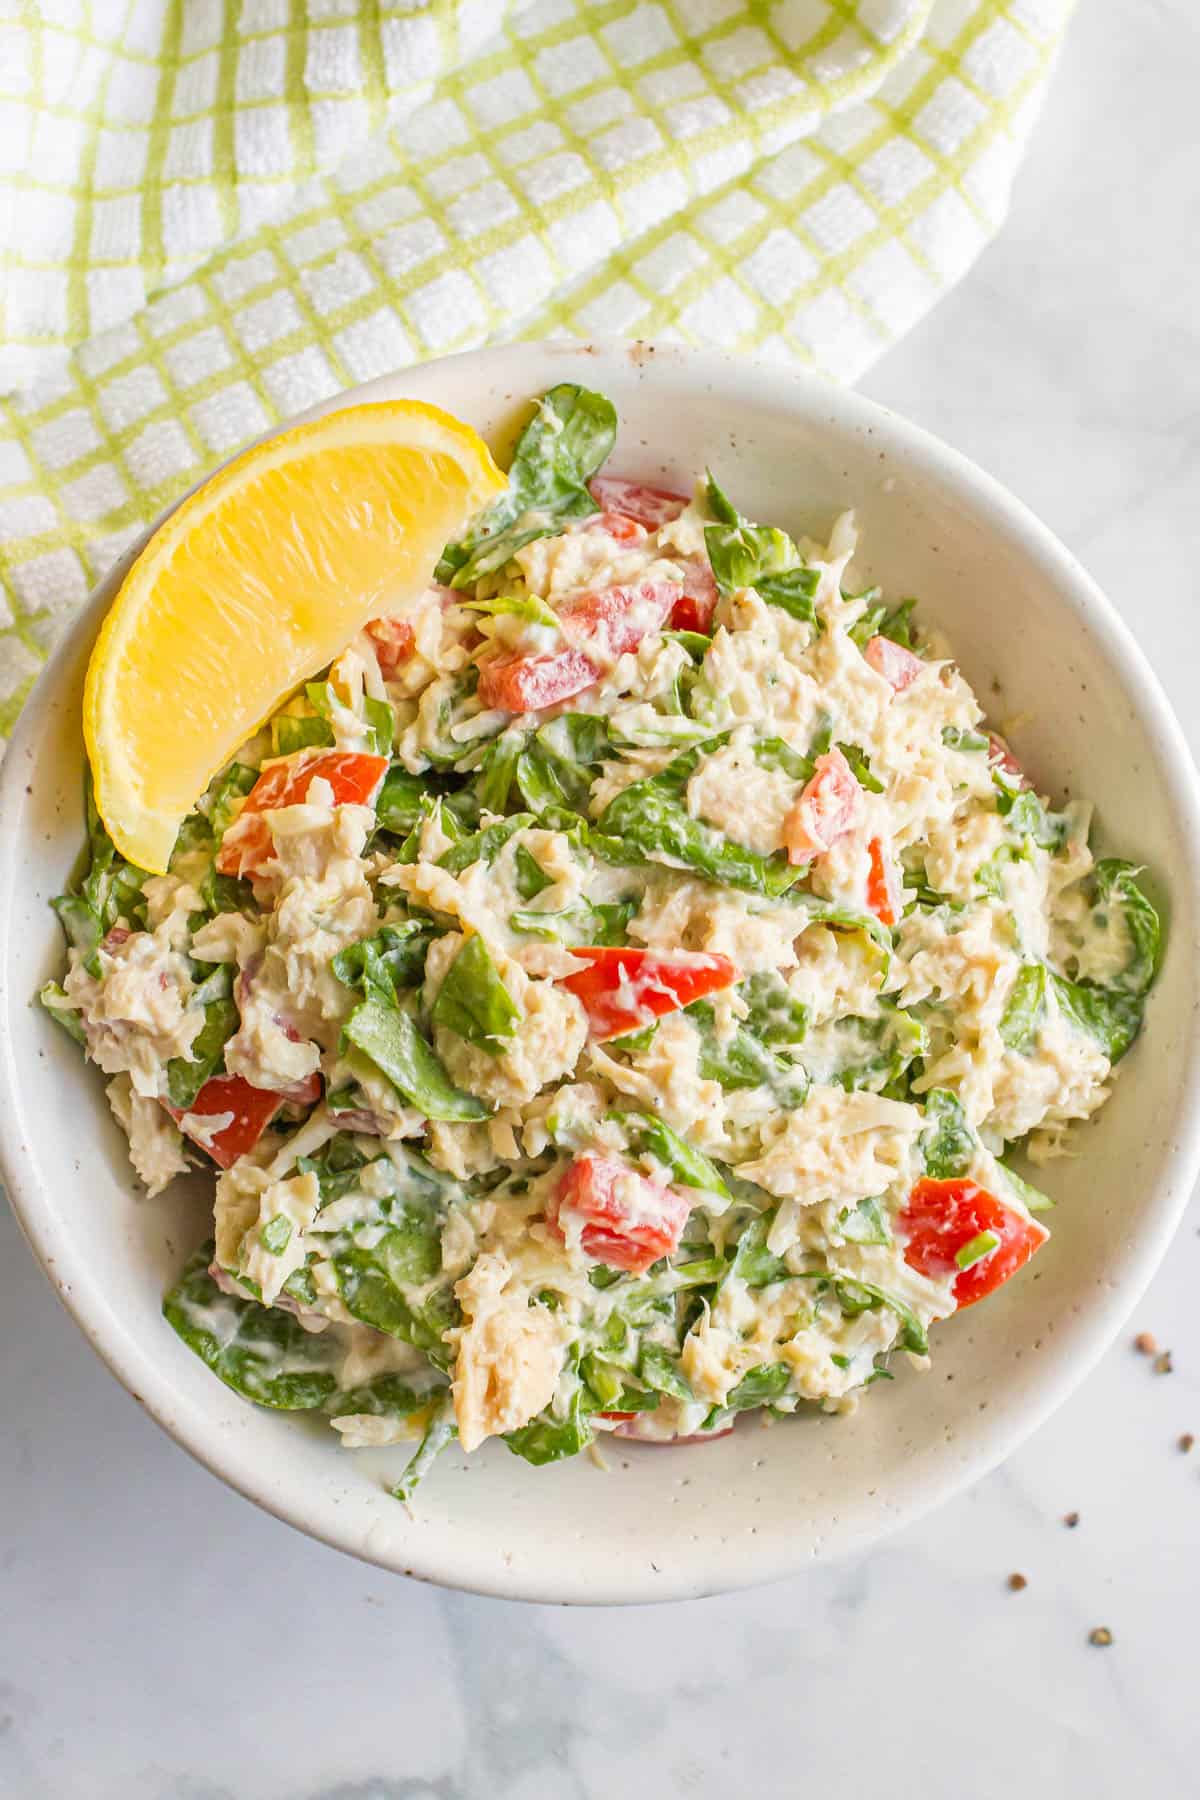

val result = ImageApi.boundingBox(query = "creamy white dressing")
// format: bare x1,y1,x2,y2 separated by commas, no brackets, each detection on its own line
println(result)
67,441,1153,1477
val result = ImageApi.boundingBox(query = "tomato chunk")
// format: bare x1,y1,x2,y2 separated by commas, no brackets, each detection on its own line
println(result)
865,635,923,693
589,476,689,530
899,1176,1049,1308
668,562,718,634
782,747,862,864
215,749,388,877
865,835,901,927
365,614,415,676
549,1151,691,1274
477,646,600,713
163,1075,282,1170
586,511,647,545
477,581,681,714
558,946,737,1041
559,579,679,658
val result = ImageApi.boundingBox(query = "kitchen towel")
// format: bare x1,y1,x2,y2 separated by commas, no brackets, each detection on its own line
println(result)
0,0,1074,744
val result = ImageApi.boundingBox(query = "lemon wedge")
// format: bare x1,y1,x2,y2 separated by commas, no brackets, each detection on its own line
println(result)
83,399,505,873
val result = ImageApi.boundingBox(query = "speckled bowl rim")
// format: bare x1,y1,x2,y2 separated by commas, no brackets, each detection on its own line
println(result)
2,340,1199,1605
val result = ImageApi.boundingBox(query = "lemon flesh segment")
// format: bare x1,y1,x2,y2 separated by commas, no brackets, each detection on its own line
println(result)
83,400,505,874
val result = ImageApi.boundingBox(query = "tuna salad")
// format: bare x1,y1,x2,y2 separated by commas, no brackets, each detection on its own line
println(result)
41,383,1162,1498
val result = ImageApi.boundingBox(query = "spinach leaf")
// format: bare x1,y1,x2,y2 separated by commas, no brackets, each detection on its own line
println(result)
920,1088,974,1179
393,1397,458,1502
848,595,917,651
597,740,801,899
837,741,884,794
606,1020,659,1055
510,898,634,946
413,668,505,771
207,762,260,838
463,593,561,630
739,970,808,1047
505,1365,594,1466
1050,972,1143,1063
437,384,617,588
609,1108,731,1198
830,1277,927,1355
162,1242,340,1409
942,725,989,753
729,1210,791,1287
580,1353,658,1413
1091,859,1160,995
332,922,437,999
326,1370,445,1425
309,1170,457,1359
52,770,151,960
753,568,821,623
513,843,553,900
200,866,257,919
165,967,239,1110
517,738,592,823
788,893,893,959
838,1197,892,1246
38,982,87,1046
395,793,468,864
686,999,810,1107
816,1004,925,1095
999,964,1048,1055
661,628,712,660
753,735,813,782
998,1160,1054,1214
376,765,438,835
431,933,521,1056
703,472,817,620
437,812,535,874
638,1342,693,1402
297,1134,370,1204
719,1362,792,1414
975,842,1027,898
343,995,489,1121
272,711,333,756
538,711,614,765
475,730,524,815
995,783,1066,850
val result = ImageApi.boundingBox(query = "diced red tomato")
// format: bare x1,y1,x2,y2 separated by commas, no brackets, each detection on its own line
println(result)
988,732,1029,788
589,476,690,530
557,945,738,1041
782,747,862,864
865,835,901,927
865,635,923,693
559,579,680,657
599,1411,637,1422
668,561,718,634
477,646,600,713
586,511,647,545
477,581,681,714
898,1176,1049,1308
163,1075,283,1170
365,614,415,676
549,1151,691,1274
215,749,388,877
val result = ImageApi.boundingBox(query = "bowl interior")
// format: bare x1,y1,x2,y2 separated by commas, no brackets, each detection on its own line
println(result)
2,340,1198,1604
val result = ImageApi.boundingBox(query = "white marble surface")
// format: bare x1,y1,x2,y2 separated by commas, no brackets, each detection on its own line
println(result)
3,4,1200,1795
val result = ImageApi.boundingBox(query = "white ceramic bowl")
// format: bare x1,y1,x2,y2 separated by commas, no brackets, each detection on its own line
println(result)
2,341,1199,1605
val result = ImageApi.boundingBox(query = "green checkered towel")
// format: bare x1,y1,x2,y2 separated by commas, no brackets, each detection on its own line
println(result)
0,0,1073,745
